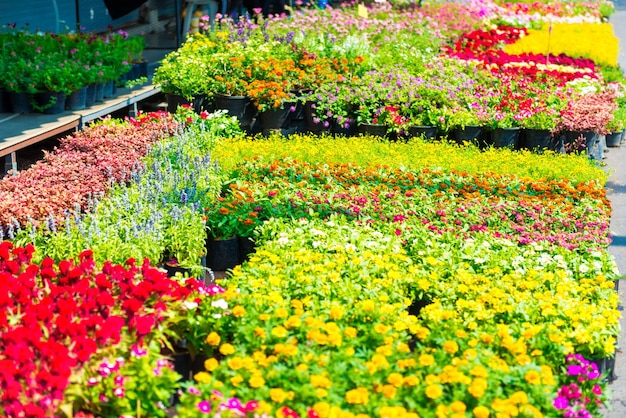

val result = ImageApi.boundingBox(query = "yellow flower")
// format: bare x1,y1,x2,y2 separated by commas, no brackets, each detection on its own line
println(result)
275,307,289,318
374,323,391,334
346,387,369,405
524,369,541,385
387,373,404,388
194,371,211,383
425,384,443,399
232,305,246,317
206,332,221,346
330,305,345,319
284,315,301,329
272,326,288,338
227,356,243,370
249,375,265,388
468,378,488,398
510,391,528,405
345,347,355,356
344,327,358,338
443,340,459,354
313,402,331,418
270,388,289,403
404,375,420,386
473,405,490,418
219,343,235,355
381,384,397,399
418,354,435,367
204,358,219,371
470,365,488,378
361,300,376,312
254,327,267,339
230,374,243,386
450,401,466,413
316,388,328,398
259,313,271,321
311,374,332,389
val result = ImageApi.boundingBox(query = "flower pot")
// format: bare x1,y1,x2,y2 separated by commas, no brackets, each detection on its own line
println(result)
0,89,9,113
206,237,240,271
563,130,600,159
134,60,149,79
606,131,622,147
258,104,293,131
489,127,521,149
303,101,329,132
620,129,626,145
238,236,256,264
589,354,617,383
66,86,88,111
8,91,34,113
95,82,105,103
166,93,191,113
452,125,482,145
408,125,438,140
85,84,97,107
358,123,388,137
520,128,556,153
35,92,66,114
331,119,357,136
102,80,115,98
193,95,216,114
214,95,254,128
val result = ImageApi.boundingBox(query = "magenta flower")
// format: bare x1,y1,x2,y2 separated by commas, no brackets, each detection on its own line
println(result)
553,396,568,409
197,400,211,414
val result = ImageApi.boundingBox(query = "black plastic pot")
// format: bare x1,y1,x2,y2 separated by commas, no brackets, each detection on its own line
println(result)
206,237,240,271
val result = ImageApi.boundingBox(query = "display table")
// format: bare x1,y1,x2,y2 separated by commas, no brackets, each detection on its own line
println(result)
1,84,162,174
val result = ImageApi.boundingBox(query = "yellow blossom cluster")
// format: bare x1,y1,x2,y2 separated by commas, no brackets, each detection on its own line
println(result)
504,23,619,67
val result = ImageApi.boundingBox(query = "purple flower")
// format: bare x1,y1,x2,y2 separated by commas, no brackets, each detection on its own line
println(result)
197,400,211,414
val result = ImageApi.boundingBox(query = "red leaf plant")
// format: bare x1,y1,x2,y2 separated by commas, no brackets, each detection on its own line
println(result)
0,241,210,418
0,111,177,231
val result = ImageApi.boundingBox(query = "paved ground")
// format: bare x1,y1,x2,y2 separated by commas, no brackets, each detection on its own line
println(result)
600,10,626,416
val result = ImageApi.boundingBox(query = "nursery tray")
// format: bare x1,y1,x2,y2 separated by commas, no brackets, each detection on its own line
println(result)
0,84,161,173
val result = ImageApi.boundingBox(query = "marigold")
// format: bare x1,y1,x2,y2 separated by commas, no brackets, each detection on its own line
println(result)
345,387,369,405
206,332,221,346
249,375,265,388
204,357,219,371
425,384,443,399
219,343,235,355
194,371,211,383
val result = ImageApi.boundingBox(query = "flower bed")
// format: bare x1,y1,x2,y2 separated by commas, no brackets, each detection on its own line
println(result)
174,146,618,417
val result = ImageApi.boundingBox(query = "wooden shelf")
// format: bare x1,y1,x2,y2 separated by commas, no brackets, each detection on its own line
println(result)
0,84,162,173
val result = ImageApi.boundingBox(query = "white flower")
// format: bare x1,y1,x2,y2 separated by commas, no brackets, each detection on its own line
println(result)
579,264,590,274
345,243,357,253
212,299,228,310
183,300,199,310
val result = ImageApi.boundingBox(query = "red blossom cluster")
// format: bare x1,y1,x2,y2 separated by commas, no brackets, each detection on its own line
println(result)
445,26,528,54
0,111,177,230
0,241,205,417
443,27,598,84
